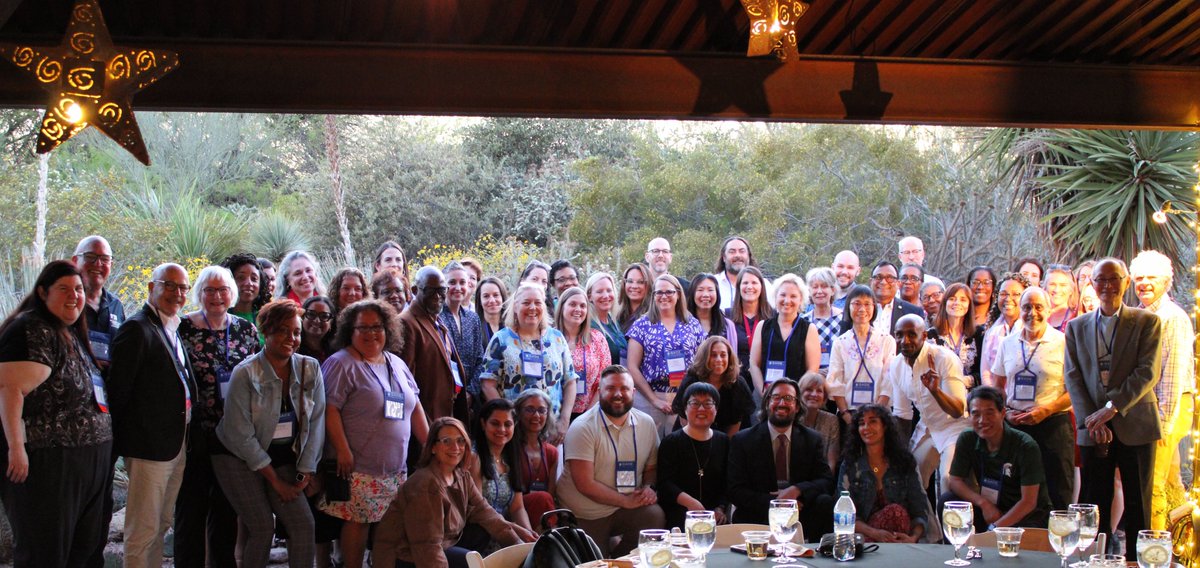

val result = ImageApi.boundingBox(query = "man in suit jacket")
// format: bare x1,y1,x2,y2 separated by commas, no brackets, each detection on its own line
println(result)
400,265,468,423
866,261,926,337
108,263,199,568
1064,257,1162,552
728,377,835,539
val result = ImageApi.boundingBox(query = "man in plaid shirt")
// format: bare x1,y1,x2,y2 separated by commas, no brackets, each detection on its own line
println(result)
1130,250,1195,531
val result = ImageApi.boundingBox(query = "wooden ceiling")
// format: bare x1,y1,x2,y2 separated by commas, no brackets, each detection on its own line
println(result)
0,0,1198,128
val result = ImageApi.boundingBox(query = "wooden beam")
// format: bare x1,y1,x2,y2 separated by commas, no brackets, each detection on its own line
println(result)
0,42,1195,129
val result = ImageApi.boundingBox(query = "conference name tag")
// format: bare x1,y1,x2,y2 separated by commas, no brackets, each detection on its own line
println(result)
765,360,785,385
91,372,108,413
521,351,544,379
217,369,233,400
384,391,406,420
616,460,637,489
1013,371,1037,402
981,476,1001,504
274,411,296,441
851,379,874,407
667,350,687,387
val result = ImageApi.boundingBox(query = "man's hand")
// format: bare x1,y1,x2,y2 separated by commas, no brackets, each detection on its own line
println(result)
776,485,803,502
979,500,1002,524
920,353,941,394
1084,405,1117,430
1088,423,1113,445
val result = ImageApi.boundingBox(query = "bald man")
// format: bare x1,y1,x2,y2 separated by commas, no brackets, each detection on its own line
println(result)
646,237,688,297
831,250,860,309
400,265,468,422
897,236,944,286
72,236,126,366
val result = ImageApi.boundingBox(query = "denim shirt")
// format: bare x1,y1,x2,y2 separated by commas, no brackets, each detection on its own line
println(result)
837,454,929,530
216,351,326,474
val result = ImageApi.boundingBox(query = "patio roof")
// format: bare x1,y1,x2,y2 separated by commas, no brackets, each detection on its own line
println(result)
0,0,1198,128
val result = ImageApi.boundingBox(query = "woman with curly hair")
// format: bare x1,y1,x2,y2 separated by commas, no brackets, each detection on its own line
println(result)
979,273,1031,387
223,252,268,324
671,336,753,435
512,390,558,527
328,267,368,316
319,300,429,568
838,404,929,543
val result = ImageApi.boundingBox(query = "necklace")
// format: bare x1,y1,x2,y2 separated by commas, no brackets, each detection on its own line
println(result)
689,434,712,501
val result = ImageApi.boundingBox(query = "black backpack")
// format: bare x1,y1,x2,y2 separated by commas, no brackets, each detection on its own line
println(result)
524,509,604,568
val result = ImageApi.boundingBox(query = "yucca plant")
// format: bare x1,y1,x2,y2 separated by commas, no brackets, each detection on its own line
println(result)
974,129,1198,271
246,212,311,262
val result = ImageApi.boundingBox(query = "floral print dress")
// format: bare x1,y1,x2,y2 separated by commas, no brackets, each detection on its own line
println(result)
481,327,575,418
178,314,260,431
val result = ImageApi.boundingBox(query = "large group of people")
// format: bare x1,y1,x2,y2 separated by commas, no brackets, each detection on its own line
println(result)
0,233,1190,568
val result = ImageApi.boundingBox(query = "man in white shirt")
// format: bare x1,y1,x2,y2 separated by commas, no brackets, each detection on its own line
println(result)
897,236,944,286
888,314,969,494
557,366,663,557
990,287,1073,509
831,250,861,308
714,236,772,311
871,261,925,336
1130,250,1195,530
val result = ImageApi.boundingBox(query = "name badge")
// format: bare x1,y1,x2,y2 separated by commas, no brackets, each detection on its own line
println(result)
521,351,544,380
274,411,296,441
217,368,233,400
616,460,637,490
92,371,108,413
667,350,687,387
981,476,1001,504
1013,370,1038,402
450,363,463,388
384,391,406,420
619,348,629,368
88,330,112,362
820,345,831,368
765,360,785,385
1099,359,1111,385
577,371,586,391
851,379,874,407
530,481,548,492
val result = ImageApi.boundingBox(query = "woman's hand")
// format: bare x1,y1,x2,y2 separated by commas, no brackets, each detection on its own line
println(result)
656,394,672,415
272,478,303,502
515,524,539,543
336,448,355,478
6,446,27,483
552,416,571,445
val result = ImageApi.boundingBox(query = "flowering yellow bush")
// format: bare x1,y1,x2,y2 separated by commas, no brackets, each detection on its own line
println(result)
413,236,543,288
111,257,210,313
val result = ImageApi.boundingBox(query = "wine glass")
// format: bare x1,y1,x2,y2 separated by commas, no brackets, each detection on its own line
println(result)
942,501,974,566
639,529,672,568
768,499,799,563
685,510,717,560
1068,503,1099,567
1048,510,1081,568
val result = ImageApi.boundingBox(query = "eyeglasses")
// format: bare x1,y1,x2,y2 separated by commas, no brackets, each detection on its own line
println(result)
380,287,405,297
554,276,579,285
353,324,386,334
848,301,874,310
303,312,334,322
79,253,113,266
154,280,191,294
653,290,678,297
686,401,716,410
202,286,231,296
1093,276,1124,288
419,286,448,295
899,249,922,255
624,278,646,286
899,275,922,283
769,394,798,404
521,406,549,416
647,248,672,256
436,436,468,447
996,291,1018,300
970,279,995,287
870,275,897,283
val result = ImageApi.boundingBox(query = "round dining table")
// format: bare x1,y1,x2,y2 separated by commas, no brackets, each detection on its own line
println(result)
696,544,1068,568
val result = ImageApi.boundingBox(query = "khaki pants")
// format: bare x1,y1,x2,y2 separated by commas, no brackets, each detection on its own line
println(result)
123,447,187,568
1151,394,1194,530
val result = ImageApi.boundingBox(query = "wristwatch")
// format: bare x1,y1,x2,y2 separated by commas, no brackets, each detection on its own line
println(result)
987,523,997,532
1104,400,1115,412
296,472,309,483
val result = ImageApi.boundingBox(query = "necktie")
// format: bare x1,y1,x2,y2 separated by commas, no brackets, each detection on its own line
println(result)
775,433,788,483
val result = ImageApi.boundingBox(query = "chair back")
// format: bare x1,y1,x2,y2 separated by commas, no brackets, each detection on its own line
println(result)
968,527,1052,553
469,542,535,568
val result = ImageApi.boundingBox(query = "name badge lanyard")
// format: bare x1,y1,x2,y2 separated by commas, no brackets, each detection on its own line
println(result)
523,443,550,491
579,347,588,392
359,350,406,420
158,318,192,411
978,450,1002,504
603,418,639,488
851,331,876,405
80,336,109,413
1097,312,1118,360
204,311,232,397
743,316,757,351
765,316,801,381
437,322,464,390
1013,339,1042,402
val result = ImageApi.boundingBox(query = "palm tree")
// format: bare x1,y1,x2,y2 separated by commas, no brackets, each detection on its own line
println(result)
973,129,1198,272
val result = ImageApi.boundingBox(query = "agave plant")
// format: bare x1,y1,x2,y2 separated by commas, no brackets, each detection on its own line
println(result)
973,129,1198,271
246,212,311,262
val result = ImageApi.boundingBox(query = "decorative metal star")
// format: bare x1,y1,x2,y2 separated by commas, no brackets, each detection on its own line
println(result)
740,0,809,61
0,0,179,165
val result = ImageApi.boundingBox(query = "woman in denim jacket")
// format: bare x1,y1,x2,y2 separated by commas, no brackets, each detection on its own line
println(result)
214,299,326,568
837,404,929,543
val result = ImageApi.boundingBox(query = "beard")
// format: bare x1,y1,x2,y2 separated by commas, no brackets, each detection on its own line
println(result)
767,411,795,428
601,397,631,418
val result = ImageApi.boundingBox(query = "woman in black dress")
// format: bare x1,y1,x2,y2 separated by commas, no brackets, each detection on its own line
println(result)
671,336,753,435
657,382,731,530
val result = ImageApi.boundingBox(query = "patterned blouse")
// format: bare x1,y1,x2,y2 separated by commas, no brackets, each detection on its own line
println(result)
482,468,516,516
827,328,896,406
568,329,613,414
481,327,576,418
440,305,484,396
803,308,843,372
0,315,112,449
178,314,260,431
625,315,707,392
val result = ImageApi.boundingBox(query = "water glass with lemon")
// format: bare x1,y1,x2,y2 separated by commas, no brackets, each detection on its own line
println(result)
1136,530,1172,568
768,499,800,563
1068,504,1099,567
1048,510,1081,568
640,529,672,568
685,511,716,560
941,501,974,566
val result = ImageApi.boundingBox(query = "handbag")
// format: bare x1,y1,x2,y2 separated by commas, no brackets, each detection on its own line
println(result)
318,458,351,502
818,533,879,558
524,509,604,568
